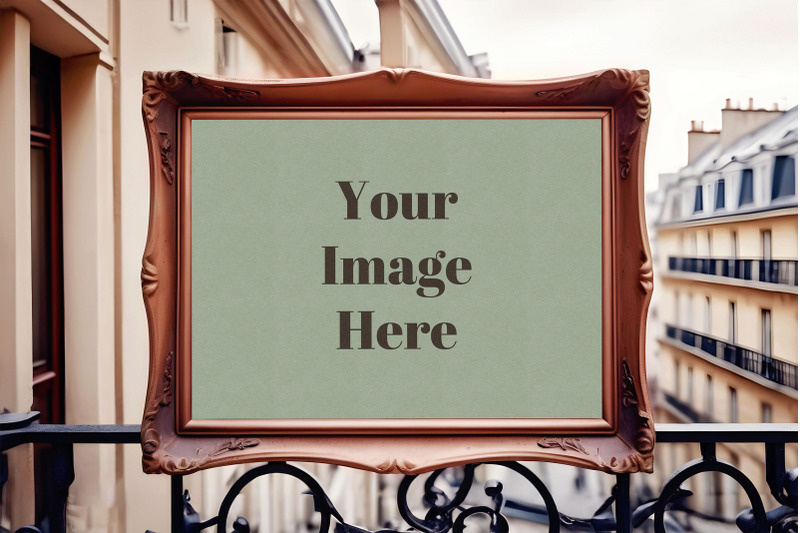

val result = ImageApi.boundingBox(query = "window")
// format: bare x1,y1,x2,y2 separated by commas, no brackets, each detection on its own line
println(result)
771,155,796,200
762,230,772,261
728,301,737,343
673,291,680,324
686,232,697,255
687,367,694,404
738,168,754,206
170,0,188,25
674,360,680,397
704,296,711,334
693,184,703,212
729,387,738,422
30,44,65,532
216,20,238,71
725,454,740,513
684,294,694,329
761,309,772,356
709,471,724,515
714,178,725,210
705,374,713,418
706,230,713,257
30,46,64,425
762,403,773,423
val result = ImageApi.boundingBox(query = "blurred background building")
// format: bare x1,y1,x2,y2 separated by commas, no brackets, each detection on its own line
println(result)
650,100,798,516
0,1,487,531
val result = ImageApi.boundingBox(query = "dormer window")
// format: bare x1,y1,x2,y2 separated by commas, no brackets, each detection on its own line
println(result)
693,185,703,213
771,155,796,200
738,168,754,206
714,178,725,210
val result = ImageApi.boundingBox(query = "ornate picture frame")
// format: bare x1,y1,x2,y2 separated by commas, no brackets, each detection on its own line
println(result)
141,68,653,475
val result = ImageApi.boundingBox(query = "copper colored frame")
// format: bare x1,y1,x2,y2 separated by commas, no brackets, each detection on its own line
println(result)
141,68,653,475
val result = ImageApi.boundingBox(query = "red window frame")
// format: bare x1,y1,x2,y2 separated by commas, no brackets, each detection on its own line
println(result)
30,45,64,425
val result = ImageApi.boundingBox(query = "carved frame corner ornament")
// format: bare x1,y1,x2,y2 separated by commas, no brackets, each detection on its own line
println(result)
140,68,653,475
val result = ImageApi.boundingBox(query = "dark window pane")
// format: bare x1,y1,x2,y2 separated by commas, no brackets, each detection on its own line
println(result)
31,146,51,370
714,179,725,210
31,45,65,529
772,156,796,200
739,169,754,206
693,184,703,213
31,383,54,423
762,403,773,423
30,45,64,428
30,74,48,130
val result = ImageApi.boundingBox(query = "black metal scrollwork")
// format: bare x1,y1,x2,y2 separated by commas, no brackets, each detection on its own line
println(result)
170,462,344,533
629,443,798,533
397,462,560,533
152,457,798,533
397,465,476,533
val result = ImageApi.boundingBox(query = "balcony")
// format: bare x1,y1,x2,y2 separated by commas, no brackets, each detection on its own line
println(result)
665,324,798,389
666,256,798,289
0,414,797,533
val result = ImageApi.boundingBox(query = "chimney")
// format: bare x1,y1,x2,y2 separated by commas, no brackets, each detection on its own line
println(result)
690,120,707,132
720,97,782,149
688,121,719,164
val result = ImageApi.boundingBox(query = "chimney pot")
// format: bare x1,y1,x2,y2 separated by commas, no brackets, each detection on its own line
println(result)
773,102,780,111
725,98,732,109
748,97,754,110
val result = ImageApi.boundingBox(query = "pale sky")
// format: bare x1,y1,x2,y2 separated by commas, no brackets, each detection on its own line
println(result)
331,0,798,191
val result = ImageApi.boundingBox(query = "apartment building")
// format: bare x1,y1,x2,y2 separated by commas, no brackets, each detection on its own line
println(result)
652,100,798,516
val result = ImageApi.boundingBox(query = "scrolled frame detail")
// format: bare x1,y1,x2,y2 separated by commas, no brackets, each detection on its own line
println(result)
140,68,652,475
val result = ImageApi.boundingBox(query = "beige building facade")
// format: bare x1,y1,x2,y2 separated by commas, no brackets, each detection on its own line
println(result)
0,1,487,531
652,102,798,516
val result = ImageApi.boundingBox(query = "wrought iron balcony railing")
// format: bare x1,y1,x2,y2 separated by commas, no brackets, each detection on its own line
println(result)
1,413,798,533
667,256,799,287
665,324,798,389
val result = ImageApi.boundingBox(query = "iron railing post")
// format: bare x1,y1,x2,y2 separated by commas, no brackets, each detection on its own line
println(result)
172,474,185,533
615,473,631,533
49,442,75,533
766,442,788,504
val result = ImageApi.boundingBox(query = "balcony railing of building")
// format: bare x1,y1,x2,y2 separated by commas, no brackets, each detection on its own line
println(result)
0,413,798,533
665,324,798,390
667,257,798,287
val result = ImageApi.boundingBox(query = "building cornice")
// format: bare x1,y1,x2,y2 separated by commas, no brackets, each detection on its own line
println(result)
213,0,331,78
1,1,113,61
657,205,797,230
659,270,798,295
